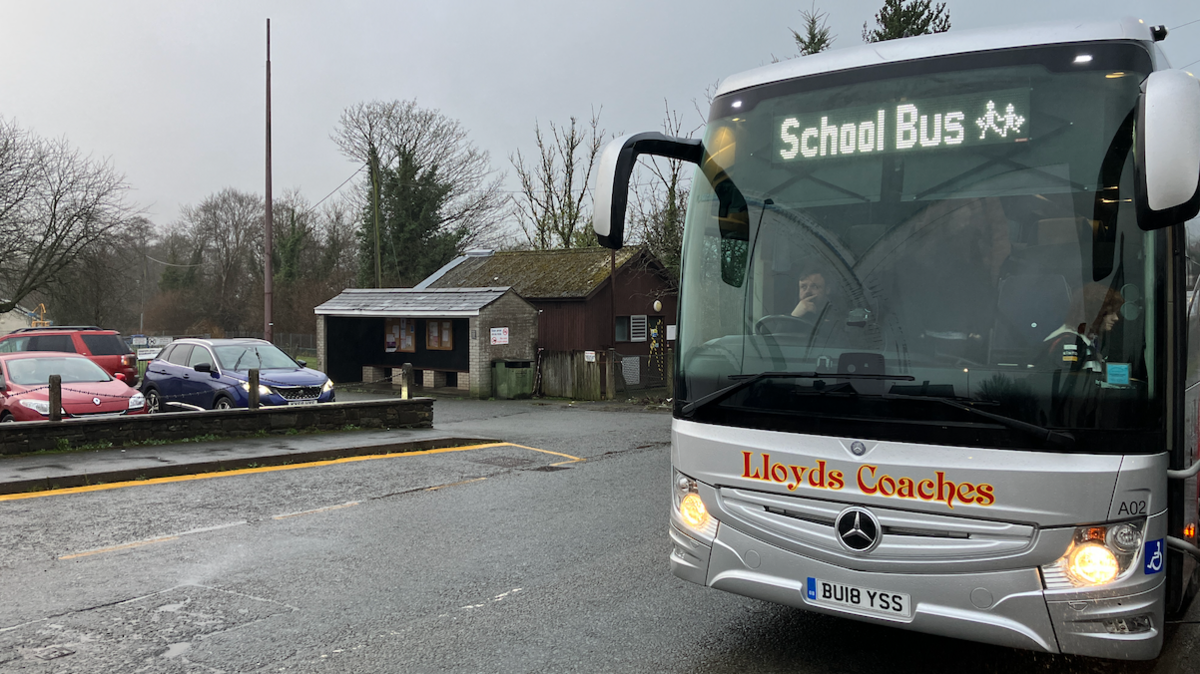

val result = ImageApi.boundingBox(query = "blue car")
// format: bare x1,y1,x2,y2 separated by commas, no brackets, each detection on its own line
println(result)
141,338,334,412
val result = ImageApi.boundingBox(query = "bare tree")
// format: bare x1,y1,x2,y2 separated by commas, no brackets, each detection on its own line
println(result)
629,103,697,287
510,112,606,249
332,100,507,253
0,118,136,313
40,216,154,330
175,188,263,331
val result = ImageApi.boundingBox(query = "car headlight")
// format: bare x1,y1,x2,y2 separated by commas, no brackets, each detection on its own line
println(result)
673,470,719,543
1051,521,1146,587
240,381,272,396
322,379,334,393
128,393,145,410
19,399,51,415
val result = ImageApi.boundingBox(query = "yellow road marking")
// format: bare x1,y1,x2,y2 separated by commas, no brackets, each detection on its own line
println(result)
0,442,584,501
59,535,179,560
503,443,586,466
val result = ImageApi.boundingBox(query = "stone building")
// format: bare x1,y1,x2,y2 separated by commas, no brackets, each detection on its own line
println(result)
314,287,537,398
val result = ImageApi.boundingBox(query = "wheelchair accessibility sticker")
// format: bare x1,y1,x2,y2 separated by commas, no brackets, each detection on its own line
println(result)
1145,539,1164,575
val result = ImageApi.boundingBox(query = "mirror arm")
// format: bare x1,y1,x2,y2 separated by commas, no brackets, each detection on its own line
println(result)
595,133,703,249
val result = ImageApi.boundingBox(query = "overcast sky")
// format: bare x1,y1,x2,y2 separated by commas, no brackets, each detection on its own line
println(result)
2,1,1196,236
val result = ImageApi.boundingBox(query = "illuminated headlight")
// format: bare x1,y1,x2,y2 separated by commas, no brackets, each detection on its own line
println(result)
19,399,51,415
240,381,272,396
673,470,719,543
1051,520,1145,587
322,379,334,393
128,393,145,410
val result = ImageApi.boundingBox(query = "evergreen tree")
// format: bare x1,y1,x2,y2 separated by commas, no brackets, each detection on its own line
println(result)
357,148,458,287
862,0,950,43
792,4,835,56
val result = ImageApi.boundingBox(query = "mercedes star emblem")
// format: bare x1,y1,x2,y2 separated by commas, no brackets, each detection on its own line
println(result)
92,397,101,406
834,507,881,553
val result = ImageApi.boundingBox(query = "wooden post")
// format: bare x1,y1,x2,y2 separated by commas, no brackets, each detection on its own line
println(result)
401,363,413,399
49,375,62,422
249,368,260,409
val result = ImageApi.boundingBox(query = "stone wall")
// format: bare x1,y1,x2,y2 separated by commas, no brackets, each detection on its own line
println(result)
470,291,539,398
0,398,433,456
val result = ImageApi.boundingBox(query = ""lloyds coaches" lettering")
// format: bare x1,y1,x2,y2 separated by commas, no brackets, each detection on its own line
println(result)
740,451,996,509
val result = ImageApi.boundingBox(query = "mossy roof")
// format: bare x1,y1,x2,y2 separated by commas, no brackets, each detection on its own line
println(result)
427,247,642,299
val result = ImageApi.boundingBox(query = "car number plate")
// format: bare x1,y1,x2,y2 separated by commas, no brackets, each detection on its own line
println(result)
806,577,912,619
286,400,318,406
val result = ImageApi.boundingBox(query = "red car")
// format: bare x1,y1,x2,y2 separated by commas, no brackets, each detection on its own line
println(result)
0,326,139,386
0,352,146,422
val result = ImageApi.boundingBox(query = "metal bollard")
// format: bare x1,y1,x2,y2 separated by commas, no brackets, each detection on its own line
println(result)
49,375,62,422
401,363,413,400
249,368,260,410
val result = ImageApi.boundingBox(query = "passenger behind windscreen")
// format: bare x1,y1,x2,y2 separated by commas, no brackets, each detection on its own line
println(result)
1042,283,1124,373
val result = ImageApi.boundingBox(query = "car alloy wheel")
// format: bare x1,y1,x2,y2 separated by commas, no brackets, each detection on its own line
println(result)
145,389,160,414
214,397,233,411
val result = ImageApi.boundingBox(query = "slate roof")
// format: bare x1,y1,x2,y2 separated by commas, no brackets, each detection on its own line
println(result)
422,247,642,299
314,287,512,317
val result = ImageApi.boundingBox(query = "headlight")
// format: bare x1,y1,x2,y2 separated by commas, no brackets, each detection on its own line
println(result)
19,399,51,415
1051,520,1145,587
322,379,334,393
239,381,272,396
128,393,145,410
673,470,719,543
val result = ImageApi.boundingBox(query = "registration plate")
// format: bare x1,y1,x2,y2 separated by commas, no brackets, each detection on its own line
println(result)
806,577,912,619
287,400,319,406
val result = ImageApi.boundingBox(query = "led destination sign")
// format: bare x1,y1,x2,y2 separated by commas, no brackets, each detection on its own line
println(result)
777,88,1030,161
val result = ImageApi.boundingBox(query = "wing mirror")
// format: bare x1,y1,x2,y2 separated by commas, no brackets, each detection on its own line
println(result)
114,372,126,382
193,363,212,373
592,133,703,249
296,359,307,367
1136,70,1200,230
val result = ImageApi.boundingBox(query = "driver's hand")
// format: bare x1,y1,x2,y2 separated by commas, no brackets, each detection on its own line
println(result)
792,299,816,318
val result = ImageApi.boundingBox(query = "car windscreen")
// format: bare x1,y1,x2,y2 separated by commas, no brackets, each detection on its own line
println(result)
213,344,298,371
677,42,1164,453
6,357,112,385
82,334,132,355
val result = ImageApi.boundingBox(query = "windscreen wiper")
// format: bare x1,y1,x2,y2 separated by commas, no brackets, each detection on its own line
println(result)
918,396,1076,449
680,370,915,418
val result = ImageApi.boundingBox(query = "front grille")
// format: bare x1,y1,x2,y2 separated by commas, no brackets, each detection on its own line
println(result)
717,487,1037,569
69,410,127,418
273,386,321,401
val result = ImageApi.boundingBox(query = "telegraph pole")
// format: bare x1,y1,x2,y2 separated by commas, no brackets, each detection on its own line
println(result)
264,18,274,342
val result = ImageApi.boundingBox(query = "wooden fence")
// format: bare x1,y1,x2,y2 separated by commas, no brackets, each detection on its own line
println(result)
539,350,616,401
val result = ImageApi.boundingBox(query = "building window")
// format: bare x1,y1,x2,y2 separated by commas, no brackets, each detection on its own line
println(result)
427,320,454,350
615,316,630,342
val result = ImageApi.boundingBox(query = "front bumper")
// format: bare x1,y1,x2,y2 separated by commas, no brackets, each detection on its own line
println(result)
671,522,1165,660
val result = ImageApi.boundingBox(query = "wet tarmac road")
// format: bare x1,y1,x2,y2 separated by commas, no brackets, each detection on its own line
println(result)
1,398,1197,672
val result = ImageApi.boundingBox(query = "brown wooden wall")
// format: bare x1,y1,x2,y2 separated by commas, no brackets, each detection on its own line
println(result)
528,260,677,356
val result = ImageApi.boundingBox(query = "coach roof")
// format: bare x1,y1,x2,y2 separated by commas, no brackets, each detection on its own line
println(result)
716,17,1158,99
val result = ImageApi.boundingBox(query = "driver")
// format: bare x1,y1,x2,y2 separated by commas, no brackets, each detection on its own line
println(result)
791,271,829,320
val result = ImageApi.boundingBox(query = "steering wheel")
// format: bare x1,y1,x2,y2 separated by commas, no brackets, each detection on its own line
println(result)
754,314,816,336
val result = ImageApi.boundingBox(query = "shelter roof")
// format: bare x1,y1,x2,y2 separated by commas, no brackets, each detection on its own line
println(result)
314,287,514,317
422,247,642,299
